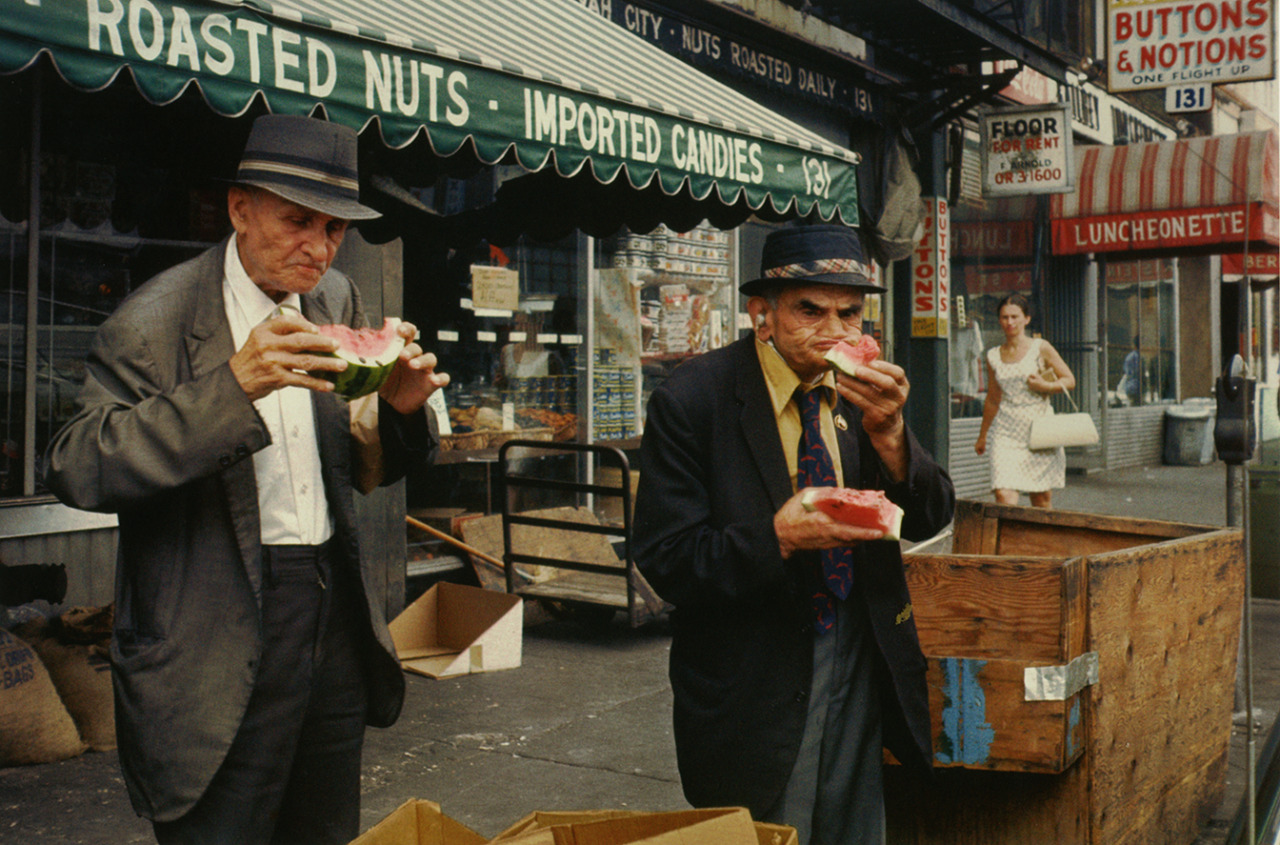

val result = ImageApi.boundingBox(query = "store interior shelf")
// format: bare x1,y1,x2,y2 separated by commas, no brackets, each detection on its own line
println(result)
640,352,699,363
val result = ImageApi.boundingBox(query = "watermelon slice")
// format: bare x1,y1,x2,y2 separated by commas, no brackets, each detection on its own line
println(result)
313,318,406,399
824,334,880,379
801,487,904,541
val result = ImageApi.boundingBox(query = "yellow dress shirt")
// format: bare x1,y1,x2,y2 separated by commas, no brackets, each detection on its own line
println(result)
755,337,846,493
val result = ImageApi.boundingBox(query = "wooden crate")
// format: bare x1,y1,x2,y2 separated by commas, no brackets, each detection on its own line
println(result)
887,500,1244,845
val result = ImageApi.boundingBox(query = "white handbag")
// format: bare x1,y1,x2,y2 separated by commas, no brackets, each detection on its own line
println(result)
1027,384,1099,450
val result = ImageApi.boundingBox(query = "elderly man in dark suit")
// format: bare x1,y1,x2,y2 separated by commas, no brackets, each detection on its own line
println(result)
43,115,446,844
634,225,954,844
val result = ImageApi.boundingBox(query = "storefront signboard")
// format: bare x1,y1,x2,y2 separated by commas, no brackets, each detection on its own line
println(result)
979,104,1074,197
963,265,1033,296
0,0,860,224
1106,0,1277,93
576,0,880,121
1053,202,1279,254
980,60,1059,106
1223,250,1280,276
955,220,1035,258
911,197,950,339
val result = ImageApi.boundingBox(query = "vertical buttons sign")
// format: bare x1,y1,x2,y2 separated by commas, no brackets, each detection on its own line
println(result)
911,197,950,338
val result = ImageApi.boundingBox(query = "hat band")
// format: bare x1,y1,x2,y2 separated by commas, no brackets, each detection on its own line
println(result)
237,158,360,195
764,257,871,280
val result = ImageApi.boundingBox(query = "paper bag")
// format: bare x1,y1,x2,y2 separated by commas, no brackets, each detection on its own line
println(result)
350,392,383,494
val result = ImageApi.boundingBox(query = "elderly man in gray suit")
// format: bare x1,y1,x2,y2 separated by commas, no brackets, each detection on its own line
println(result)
43,114,447,844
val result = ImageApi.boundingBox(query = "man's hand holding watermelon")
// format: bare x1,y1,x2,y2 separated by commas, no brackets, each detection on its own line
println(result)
231,309,449,414
773,487,895,559
375,321,451,415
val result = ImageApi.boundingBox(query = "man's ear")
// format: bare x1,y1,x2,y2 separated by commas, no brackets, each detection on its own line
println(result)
746,297,770,340
226,187,250,235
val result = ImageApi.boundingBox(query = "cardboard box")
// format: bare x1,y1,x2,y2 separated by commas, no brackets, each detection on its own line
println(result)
350,799,485,845
389,582,522,679
490,808,793,845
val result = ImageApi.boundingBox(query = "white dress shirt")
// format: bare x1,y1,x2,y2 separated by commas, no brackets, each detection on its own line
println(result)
222,236,333,546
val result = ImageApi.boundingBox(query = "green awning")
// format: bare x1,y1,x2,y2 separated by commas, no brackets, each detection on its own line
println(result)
2,0,859,226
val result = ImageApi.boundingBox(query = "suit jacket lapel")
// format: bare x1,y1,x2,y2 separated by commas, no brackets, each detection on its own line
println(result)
733,338,794,513
184,239,264,597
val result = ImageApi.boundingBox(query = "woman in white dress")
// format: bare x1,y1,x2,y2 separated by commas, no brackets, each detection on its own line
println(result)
974,294,1077,508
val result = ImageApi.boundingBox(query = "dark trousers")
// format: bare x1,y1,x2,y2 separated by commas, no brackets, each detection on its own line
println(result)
761,593,885,845
154,542,370,845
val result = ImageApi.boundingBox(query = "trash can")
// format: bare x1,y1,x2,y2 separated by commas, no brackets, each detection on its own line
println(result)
1163,401,1215,465
1250,467,1280,599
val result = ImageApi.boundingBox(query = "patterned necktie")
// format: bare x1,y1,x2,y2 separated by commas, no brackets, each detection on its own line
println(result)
796,387,854,633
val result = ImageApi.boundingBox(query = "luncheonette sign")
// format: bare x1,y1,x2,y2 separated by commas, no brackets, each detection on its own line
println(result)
911,198,950,339
1052,203,1280,254
980,104,1074,197
1107,0,1276,92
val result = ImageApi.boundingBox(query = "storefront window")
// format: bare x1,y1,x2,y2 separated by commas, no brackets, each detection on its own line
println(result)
596,223,737,436
1,233,212,500
1105,258,1176,406
403,169,745,514
948,178,1040,420
1,144,211,499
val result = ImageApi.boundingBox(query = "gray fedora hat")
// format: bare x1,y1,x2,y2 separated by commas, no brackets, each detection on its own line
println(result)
232,114,380,221
740,225,882,295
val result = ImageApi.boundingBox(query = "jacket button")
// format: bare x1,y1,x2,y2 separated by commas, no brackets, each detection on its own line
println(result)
235,444,250,457
794,690,809,703
219,456,232,468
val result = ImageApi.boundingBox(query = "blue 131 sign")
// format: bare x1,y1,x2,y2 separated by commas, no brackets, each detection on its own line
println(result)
1165,83,1212,113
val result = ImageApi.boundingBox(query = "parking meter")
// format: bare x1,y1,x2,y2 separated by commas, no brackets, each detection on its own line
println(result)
1214,355,1256,465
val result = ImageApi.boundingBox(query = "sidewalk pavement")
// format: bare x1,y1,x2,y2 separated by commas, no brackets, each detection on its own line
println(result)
1,461,1277,844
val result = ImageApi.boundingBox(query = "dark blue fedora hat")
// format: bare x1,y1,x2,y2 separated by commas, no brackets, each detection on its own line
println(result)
740,225,881,295
231,115,380,221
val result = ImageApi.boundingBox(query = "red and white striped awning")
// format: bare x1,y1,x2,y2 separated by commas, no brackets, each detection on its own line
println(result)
1051,130,1278,255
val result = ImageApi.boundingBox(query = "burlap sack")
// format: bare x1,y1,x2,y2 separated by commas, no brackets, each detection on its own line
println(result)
0,628,86,766
17,610,116,752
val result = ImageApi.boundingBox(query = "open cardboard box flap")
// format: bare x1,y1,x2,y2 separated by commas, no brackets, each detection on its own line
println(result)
489,808,793,845
350,799,486,845
389,582,522,679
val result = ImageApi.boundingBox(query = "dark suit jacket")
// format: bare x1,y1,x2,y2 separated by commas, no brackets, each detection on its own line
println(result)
634,335,954,816
42,240,431,823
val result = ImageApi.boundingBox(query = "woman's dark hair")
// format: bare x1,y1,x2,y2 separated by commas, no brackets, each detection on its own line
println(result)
997,293,1032,319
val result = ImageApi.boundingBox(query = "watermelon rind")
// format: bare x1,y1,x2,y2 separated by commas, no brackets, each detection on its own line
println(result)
882,505,904,542
824,346,861,379
317,318,406,400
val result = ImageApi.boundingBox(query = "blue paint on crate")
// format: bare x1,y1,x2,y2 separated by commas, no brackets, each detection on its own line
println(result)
936,657,996,766
1067,696,1082,758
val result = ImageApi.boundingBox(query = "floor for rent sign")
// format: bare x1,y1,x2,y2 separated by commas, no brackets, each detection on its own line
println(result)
1107,0,1276,92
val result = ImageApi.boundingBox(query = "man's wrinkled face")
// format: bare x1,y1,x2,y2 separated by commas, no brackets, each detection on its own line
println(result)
227,186,348,301
754,284,864,381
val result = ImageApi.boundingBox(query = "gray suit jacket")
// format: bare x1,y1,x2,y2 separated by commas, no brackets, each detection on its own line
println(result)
43,240,425,822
